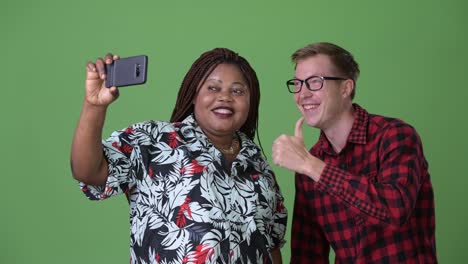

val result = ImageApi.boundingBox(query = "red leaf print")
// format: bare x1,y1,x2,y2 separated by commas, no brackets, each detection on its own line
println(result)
168,132,180,148
112,141,133,154
180,160,205,176
176,197,192,227
124,127,134,134
194,244,214,264
176,213,186,228
122,144,133,154
112,141,123,152
149,167,154,178
191,160,205,174
276,201,285,212
112,141,120,149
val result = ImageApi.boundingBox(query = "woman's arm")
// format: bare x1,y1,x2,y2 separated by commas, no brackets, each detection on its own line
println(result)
271,248,282,264
70,54,120,185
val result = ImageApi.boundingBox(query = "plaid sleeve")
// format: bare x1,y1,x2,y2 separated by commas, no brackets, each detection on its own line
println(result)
317,123,427,227
291,174,330,263
80,126,138,201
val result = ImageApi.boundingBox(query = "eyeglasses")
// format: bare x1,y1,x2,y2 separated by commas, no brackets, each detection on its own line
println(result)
286,75,347,93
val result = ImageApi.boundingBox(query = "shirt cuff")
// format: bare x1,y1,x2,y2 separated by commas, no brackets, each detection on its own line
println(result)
316,163,347,194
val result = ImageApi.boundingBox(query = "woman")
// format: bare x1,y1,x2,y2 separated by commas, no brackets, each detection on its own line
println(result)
71,48,287,264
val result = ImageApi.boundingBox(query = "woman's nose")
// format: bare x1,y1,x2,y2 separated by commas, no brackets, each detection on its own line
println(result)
218,90,233,102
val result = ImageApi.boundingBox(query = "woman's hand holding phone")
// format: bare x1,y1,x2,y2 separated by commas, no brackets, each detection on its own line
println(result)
85,53,121,107
72,53,122,186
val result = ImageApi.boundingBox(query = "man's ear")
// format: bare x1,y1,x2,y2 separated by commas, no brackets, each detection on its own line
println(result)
341,79,354,98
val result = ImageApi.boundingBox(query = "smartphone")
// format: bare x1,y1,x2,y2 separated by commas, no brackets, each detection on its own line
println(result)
105,55,148,88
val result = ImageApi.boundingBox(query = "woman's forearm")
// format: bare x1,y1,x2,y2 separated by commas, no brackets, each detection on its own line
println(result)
70,102,109,185
271,248,282,264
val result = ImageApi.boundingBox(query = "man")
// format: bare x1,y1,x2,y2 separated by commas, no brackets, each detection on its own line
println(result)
272,42,437,263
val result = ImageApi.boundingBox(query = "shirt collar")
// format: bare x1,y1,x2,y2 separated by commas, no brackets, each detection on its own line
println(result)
180,114,259,159
318,103,369,154
348,103,369,144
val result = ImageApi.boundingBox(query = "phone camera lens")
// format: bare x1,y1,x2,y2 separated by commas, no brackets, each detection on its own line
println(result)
135,64,141,77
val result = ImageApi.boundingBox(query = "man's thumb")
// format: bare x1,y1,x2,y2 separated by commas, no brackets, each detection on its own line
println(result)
295,117,305,139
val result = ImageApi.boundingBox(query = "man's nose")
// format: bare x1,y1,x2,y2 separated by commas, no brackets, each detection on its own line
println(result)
298,85,315,98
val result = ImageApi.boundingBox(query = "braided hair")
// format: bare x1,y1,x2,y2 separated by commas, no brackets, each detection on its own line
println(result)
170,48,260,141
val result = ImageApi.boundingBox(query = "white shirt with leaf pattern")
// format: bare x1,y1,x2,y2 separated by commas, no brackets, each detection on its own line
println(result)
80,115,287,264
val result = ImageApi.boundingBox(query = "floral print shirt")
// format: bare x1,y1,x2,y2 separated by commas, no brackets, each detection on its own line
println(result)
80,115,287,264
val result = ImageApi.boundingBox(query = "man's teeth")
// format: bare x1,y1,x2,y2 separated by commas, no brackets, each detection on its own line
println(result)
214,108,233,114
303,104,319,110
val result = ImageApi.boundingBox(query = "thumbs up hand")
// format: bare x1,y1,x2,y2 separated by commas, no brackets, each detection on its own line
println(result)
272,117,324,181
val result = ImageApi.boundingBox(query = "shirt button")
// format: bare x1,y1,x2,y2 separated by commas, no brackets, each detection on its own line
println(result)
354,201,360,206
339,164,347,170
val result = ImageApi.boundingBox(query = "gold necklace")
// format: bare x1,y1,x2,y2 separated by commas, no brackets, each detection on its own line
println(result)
218,137,239,155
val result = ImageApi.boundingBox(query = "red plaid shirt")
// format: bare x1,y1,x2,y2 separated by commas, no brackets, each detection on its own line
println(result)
291,104,437,263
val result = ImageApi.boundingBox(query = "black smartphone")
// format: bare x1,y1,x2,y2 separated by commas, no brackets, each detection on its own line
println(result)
105,55,148,88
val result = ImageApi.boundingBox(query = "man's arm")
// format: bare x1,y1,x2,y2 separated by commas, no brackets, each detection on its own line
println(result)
273,117,325,181
273,117,428,228
315,124,428,228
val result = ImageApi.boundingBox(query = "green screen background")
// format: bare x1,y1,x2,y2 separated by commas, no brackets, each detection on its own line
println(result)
2,0,467,263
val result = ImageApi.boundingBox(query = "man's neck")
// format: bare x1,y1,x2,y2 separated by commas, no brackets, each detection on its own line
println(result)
323,106,355,154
